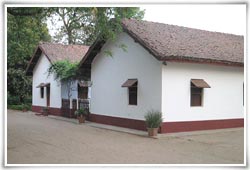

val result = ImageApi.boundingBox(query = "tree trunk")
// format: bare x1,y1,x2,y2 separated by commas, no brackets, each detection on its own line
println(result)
67,30,73,44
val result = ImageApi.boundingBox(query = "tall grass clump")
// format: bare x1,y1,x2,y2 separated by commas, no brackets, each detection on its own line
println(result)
144,110,163,128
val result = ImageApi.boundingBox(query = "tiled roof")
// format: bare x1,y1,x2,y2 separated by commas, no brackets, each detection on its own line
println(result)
121,19,244,66
26,42,89,75
39,42,89,63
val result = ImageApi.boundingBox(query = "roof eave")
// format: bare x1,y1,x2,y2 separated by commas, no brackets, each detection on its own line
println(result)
79,37,106,68
25,44,52,76
162,57,244,67
122,23,243,68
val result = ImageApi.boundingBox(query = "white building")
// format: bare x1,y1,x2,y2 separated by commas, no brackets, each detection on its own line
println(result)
79,19,244,133
26,42,90,117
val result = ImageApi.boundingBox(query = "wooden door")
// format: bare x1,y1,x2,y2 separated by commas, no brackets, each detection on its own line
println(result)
78,86,88,99
46,86,50,107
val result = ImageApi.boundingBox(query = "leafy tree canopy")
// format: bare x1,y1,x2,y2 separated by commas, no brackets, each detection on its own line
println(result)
48,7,145,45
7,8,51,101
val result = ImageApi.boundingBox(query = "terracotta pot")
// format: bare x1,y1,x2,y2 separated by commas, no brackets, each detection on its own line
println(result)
147,128,159,137
78,115,85,123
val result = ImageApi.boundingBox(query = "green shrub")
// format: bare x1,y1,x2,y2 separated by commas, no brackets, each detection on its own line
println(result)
7,105,23,111
74,108,88,116
7,95,21,105
144,110,163,128
7,104,31,111
8,94,32,109
24,96,32,104
22,104,31,110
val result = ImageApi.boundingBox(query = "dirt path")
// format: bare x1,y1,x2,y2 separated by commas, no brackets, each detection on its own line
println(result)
7,110,244,164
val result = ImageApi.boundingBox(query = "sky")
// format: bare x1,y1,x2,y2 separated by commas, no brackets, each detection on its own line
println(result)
141,4,246,36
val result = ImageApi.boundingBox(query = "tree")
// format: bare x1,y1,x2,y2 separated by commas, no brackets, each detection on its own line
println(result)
47,60,81,100
7,8,51,102
49,7,145,45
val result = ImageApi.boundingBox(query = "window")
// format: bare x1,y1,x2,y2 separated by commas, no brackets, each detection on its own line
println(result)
190,79,210,107
129,86,137,105
191,86,202,106
122,79,138,105
40,87,44,98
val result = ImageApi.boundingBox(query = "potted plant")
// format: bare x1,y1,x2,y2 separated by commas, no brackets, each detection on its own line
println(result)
74,108,88,123
144,110,163,137
42,107,49,116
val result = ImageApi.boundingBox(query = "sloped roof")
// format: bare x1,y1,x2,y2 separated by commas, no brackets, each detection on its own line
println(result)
80,19,244,69
26,42,89,76
121,19,244,66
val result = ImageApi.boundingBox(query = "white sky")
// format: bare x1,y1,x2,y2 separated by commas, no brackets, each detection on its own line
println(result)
141,4,246,35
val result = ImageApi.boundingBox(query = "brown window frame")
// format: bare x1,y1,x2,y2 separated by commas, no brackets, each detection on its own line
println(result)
128,86,137,105
190,83,203,107
40,87,44,98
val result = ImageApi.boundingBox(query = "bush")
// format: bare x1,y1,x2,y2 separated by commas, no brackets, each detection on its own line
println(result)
7,104,31,111
74,108,88,116
7,105,23,111
7,94,32,109
22,104,31,110
144,110,163,128
7,95,21,105
24,96,32,104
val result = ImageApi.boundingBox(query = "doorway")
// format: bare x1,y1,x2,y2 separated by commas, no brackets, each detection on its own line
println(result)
46,85,50,107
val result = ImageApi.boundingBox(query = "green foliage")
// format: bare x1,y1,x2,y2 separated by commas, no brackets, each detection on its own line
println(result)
23,96,32,104
8,92,32,110
7,105,24,111
94,7,144,41
144,110,163,128
118,43,128,52
47,60,79,82
7,104,31,111
47,60,81,99
74,108,88,116
104,50,113,57
7,8,51,101
22,103,31,110
7,95,21,105
7,68,32,101
48,7,145,45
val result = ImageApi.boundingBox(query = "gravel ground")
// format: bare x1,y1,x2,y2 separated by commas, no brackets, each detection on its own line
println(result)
7,110,244,164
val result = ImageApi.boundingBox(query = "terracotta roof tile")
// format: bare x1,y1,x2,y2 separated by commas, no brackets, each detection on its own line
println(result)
26,42,89,76
121,19,244,65
39,42,89,63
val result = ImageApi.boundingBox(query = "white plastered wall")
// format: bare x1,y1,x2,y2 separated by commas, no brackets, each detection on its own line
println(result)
161,62,244,122
91,32,162,120
32,54,61,108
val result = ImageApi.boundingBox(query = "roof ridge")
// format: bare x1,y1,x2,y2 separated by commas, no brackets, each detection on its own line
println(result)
39,41,90,47
122,18,244,37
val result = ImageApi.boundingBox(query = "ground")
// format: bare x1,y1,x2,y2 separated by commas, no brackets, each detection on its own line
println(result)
7,110,244,164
